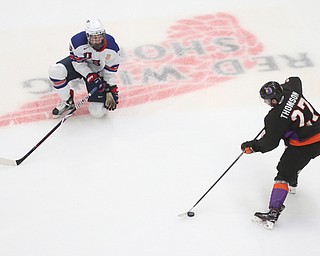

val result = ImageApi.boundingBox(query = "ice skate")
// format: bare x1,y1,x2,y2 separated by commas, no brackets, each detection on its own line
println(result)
52,90,75,118
289,185,296,194
252,205,285,230
289,181,297,194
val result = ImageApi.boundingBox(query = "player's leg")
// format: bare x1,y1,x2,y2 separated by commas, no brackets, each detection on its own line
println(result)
49,57,82,118
86,80,107,118
253,146,309,229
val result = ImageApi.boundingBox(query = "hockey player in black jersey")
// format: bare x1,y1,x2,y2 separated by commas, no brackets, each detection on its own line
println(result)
241,77,320,229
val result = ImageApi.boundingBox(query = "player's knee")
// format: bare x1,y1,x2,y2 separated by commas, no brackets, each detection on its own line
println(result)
49,63,68,88
88,102,106,118
49,63,67,79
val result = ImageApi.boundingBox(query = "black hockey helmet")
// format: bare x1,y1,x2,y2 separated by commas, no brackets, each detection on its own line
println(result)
259,81,283,101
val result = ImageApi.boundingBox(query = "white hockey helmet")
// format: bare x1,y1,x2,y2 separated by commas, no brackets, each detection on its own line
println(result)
85,19,105,36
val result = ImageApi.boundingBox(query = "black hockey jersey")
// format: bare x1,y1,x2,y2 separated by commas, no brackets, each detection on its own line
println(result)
252,77,320,153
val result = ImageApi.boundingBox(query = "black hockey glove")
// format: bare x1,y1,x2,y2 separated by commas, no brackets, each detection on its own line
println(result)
86,73,103,89
105,84,119,111
241,140,255,154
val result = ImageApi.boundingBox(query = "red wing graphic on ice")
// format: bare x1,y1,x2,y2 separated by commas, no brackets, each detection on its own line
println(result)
0,13,263,127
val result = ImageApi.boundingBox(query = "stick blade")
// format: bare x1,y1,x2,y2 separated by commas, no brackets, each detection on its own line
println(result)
0,157,18,166
177,212,187,217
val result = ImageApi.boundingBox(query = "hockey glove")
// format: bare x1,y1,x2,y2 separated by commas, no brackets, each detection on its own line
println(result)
86,73,103,89
105,85,119,111
241,140,255,154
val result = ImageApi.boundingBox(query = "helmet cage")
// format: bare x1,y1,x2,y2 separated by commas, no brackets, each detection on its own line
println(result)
85,19,106,50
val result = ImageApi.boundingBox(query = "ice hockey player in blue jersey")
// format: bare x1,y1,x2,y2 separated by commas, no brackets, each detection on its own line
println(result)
49,19,121,118
241,77,320,229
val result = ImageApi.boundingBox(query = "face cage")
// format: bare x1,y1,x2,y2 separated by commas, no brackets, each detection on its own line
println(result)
88,34,106,50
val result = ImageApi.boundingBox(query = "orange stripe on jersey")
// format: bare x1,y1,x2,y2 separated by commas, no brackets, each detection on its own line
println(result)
289,132,320,146
273,183,289,191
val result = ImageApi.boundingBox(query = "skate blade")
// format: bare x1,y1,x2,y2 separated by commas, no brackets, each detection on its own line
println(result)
52,107,75,119
252,216,275,230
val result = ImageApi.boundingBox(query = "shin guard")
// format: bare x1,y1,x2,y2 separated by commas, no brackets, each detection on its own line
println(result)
268,181,288,209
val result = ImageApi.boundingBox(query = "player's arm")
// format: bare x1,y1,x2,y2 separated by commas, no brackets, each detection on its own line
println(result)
102,63,119,85
102,57,120,111
70,44,105,91
69,43,92,78
101,34,121,85
101,47,121,111
254,113,289,153
241,113,288,154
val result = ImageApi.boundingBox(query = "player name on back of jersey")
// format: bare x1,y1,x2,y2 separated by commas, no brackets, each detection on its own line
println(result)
280,91,299,119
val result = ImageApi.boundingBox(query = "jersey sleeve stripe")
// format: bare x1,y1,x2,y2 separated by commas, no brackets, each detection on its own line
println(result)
104,64,119,72
70,52,86,62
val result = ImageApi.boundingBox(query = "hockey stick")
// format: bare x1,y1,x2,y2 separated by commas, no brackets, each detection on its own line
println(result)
178,128,264,217
0,86,99,166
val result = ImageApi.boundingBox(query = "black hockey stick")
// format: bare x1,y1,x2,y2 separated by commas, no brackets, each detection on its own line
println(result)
0,86,99,166
178,128,264,217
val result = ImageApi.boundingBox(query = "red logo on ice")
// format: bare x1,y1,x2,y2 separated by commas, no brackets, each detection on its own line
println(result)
0,13,263,126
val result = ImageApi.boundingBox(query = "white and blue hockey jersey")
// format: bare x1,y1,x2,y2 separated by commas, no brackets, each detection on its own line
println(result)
69,31,121,85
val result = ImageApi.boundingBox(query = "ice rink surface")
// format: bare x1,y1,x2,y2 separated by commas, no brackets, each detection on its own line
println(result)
1,0,320,255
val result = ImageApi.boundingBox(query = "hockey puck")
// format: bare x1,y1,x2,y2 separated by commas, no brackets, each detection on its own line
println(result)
187,211,195,217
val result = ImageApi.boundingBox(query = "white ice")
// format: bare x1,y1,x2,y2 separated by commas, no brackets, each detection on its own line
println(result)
1,1,320,255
